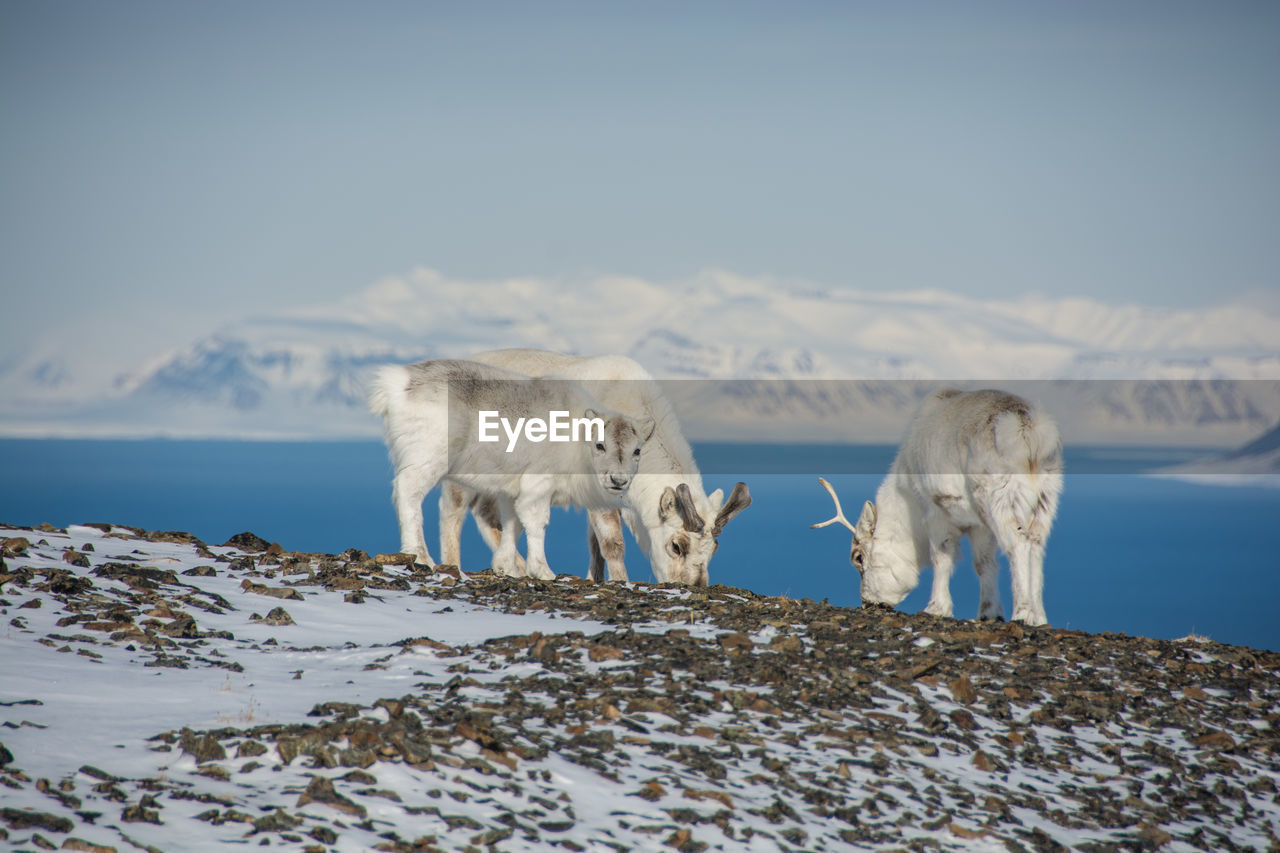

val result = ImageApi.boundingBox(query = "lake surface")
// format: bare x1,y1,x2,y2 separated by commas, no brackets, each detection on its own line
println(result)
1,439,1276,650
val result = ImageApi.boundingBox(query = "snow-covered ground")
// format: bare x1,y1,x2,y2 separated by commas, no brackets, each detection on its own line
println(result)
2,522,1278,852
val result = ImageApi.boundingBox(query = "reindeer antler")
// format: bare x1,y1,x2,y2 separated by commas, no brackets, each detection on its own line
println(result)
810,477,857,534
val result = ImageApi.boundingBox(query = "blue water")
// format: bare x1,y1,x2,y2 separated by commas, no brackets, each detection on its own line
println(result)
1,439,1276,650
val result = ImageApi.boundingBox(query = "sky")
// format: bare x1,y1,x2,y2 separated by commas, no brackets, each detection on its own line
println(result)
2,1,1278,366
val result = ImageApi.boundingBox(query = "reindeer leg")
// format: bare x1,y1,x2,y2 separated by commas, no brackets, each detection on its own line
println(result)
970,527,1004,621
1007,540,1043,625
472,493,526,575
922,515,958,618
588,509,627,582
1026,541,1048,626
515,480,555,581
393,462,444,567
492,496,524,578
438,482,468,567
587,521,605,584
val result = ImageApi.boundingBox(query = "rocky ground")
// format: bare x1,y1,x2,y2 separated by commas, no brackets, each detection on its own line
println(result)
1,522,1278,852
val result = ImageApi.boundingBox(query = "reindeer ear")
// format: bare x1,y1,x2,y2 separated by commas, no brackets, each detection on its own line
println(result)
634,416,656,443
855,501,877,539
706,488,724,510
659,487,678,523
583,408,600,423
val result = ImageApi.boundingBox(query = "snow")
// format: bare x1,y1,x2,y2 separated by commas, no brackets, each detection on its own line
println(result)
3,268,1278,443
2,522,1278,852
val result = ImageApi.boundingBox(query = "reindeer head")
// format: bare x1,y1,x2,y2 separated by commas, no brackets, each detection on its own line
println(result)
811,477,912,608
586,409,656,496
653,481,751,587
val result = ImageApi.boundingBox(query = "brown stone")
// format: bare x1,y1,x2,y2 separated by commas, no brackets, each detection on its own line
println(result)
296,775,366,818
588,645,626,662
635,780,666,801
1191,730,1235,750
664,828,692,848
949,675,978,705
61,839,118,853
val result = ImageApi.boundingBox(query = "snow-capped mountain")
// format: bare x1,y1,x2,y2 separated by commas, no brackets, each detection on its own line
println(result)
3,268,1278,443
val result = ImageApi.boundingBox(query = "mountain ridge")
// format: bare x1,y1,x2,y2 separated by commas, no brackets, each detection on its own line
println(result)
3,268,1278,443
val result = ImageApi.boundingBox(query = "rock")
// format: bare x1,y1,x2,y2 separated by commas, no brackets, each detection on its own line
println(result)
8,520,1280,853
664,828,693,849
158,615,200,638
250,607,295,626
1192,730,1235,750
374,553,417,566
949,674,978,705
1,537,30,555
296,775,366,818
251,809,302,833
62,549,90,568
588,644,626,662
308,826,338,844
60,840,118,853
770,635,804,654
59,835,118,850
1137,823,1173,848
948,822,987,840
0,808,73,833
235,740,268,758
224,532,273,552
635,780,666,801
121,801,162,823
179,728,226,764
239,579,303,600
326,576,365,591
91,563,179,588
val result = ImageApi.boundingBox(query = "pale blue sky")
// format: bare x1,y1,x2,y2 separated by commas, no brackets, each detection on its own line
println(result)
2,1,1278,359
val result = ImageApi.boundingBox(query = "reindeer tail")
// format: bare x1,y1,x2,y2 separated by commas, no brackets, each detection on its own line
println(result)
993,405,1064,542
368,364,410,418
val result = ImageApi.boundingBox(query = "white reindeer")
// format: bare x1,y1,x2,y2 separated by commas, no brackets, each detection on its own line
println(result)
368,359,655,580
812,389,1063,625
438,349,751,587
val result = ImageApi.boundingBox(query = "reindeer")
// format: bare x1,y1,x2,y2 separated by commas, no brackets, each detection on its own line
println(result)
368,359,654,580
812,389,1063,625
438,349,750,587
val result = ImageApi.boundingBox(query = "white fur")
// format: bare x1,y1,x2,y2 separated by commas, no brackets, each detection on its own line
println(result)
438,349,750,586
368,359,654,580
814,389,1063,625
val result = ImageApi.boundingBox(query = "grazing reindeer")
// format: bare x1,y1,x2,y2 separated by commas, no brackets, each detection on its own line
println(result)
368,359,654,580
812,389,1062,625
439,349,750,586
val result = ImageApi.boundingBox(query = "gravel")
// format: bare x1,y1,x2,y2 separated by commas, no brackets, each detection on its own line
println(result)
1,523,1278,852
